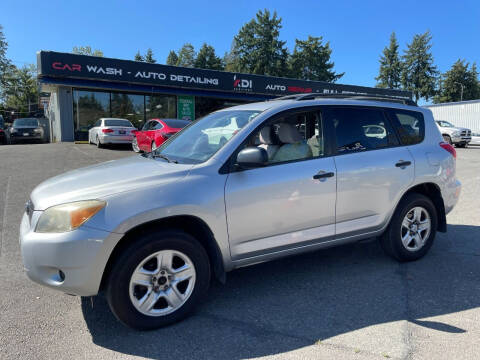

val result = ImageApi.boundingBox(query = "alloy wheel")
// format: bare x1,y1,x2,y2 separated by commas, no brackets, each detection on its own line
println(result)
129,250,196,317
400,206,431,251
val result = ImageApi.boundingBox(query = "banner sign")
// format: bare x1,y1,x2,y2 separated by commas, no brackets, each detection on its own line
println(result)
177,95,195,120
37,51,412,99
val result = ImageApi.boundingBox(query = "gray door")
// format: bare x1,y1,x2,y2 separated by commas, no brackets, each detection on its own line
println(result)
224,109,337,260
325,106,415,237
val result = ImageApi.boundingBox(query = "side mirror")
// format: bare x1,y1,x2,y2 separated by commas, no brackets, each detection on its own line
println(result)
236,147,268,169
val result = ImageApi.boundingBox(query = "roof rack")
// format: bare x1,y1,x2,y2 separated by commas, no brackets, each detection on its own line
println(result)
273,93,417,106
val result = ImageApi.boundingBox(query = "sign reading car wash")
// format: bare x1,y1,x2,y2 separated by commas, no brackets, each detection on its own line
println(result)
177,95,195,121
37,51,412,100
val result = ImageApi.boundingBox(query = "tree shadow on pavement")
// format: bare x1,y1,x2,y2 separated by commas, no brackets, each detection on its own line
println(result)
81,224,480,359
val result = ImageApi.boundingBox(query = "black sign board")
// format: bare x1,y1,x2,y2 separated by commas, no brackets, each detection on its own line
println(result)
37,51,412,99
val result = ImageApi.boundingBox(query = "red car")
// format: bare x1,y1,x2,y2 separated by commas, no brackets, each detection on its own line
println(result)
132,118,190,153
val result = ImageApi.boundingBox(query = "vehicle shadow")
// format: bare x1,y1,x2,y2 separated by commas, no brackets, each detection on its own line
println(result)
81,224,480,359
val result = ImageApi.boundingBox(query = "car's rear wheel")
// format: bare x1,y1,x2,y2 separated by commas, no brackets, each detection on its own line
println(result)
151,141,157,152
443,134,452,145
106,230,210,330
132,137,141,153
456,143,466,148
381,193,437,262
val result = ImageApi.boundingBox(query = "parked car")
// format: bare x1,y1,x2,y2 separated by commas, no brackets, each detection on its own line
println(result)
20,95,461,330
0,115,6,144
7,118,46,144
469,131,480,146
132,119,190,153
435,120,471,147
88,118,136,148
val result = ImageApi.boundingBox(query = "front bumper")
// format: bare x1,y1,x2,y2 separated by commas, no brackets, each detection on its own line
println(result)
99,134,134,144
10,132,44,142
20,211,123,296
451,136,471,144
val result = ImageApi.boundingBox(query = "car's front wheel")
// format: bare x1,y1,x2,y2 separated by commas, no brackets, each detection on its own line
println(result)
443,134,452,144
106,230,211,330
132,137,141,153
381,193,437,262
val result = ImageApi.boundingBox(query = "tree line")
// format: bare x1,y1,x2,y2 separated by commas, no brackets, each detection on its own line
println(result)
136,10,343,83
376,31,480,103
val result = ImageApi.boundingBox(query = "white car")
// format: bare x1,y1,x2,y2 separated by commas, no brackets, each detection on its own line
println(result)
88,118,136,148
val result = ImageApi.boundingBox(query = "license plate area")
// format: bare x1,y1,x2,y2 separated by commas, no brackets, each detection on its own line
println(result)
119,130,126,134
23,133,29,136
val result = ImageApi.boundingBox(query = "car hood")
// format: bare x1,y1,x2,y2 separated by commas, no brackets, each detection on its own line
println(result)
438,125,469,132
31,155,194,210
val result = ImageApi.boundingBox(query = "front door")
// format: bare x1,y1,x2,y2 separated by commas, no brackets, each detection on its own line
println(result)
225,109,337,260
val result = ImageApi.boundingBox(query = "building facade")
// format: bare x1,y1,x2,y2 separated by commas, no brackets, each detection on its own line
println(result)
424,100,480,132
37,51,411,142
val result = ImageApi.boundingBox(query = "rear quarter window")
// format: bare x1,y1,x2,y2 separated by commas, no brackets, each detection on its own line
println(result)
388,109,425,145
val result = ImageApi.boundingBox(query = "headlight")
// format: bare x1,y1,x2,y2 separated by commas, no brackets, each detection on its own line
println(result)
34,127,43,133
10,128,17,133
35,200,106,233
452,131,461,136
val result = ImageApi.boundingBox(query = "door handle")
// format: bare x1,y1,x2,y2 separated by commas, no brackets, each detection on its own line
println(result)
313,171,335,180
395,160,412,168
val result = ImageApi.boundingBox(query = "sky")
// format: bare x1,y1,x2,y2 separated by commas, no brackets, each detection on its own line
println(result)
1,0,479,93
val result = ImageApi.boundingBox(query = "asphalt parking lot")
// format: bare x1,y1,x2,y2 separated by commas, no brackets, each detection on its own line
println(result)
1,142,479,360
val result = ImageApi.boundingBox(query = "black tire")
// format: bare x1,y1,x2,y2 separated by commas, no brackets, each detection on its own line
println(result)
456,143,466,148
106,230,211,330
443,134,452,145
380,193,437,262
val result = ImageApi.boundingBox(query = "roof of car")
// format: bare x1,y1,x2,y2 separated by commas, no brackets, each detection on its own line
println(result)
220,97,420,114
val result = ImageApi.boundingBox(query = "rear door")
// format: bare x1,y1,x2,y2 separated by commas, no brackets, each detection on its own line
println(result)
324,106,415,237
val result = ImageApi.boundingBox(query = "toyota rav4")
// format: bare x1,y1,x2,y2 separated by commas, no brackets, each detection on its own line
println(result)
20,95,461,330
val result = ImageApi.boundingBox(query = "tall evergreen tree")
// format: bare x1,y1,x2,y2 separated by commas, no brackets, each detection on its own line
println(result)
134,51,144,61
289,35,343,82
176,43,196,68
194,43,224,70
232,9,289,76
434,60,480,103
0,24,11,102
401,31,438,102
376,32,402,89
3,64,38,114
166,50,178,66
144,48,156,63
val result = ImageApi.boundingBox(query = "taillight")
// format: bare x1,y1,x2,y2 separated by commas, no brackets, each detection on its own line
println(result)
440,142,456,159
102,128,114,133
131,129,137,134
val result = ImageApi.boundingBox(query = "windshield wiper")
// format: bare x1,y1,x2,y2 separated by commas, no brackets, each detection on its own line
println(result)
151,153,178,163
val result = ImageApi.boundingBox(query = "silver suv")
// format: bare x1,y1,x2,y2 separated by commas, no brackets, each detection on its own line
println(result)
20,95,461,330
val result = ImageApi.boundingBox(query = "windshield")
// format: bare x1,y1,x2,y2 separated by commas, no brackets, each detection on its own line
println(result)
104,119,133,127
155,110,261,164
437,120,454,128
13,118,39,127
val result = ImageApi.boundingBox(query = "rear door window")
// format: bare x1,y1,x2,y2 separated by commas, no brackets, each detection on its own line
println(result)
323,107,398,154
388,110,425,145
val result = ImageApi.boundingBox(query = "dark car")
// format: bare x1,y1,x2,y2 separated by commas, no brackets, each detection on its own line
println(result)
7,118,45,144
0,115,6,144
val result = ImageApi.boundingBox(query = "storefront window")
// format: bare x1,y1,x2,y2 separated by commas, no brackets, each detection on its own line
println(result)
111,93,145,129
73,90,110,141
195,97,248,119
146,95,176,119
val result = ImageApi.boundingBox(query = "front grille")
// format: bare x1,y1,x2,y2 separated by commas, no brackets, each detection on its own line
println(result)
461,130,471,136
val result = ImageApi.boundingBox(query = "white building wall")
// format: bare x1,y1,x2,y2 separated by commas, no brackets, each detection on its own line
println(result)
424,100,480,131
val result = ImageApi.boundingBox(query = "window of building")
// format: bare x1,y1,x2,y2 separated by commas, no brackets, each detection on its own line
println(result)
146,95,176,119
73,90,110,141
195,97,248,119
324,107,398,154
111,93,145,129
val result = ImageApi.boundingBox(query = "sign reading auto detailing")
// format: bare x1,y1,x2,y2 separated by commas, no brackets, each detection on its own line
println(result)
38,51,412,99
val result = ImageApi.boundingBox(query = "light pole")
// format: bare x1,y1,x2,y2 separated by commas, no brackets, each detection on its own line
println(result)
454,82,464,102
